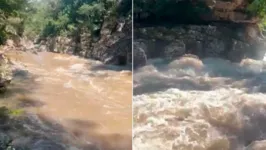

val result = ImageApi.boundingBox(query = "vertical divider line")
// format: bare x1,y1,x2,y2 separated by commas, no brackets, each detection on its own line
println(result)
131,0,134,149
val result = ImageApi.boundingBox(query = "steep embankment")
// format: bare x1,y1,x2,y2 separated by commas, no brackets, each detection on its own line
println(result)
40,19,132,67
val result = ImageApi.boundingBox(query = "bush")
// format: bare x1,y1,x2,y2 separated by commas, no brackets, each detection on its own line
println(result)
0,0,27,44
23,0,131,39
247,0,266,30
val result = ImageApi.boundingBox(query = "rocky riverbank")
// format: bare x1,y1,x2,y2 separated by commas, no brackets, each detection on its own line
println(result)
133,0,266,69
133,24,266,69
36,19,132,67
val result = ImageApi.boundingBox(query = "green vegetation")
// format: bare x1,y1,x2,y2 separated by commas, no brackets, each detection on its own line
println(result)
247,0,266,18
134,0,266,30
24,0,131,40
0,0,131,43
0,107,24,120
0,0,28,44
247,0,266,30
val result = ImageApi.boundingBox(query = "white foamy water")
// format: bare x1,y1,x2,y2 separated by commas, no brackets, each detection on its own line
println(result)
133,57,266,150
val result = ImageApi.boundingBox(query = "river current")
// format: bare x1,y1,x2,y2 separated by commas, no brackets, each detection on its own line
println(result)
133,56,266,150
2,50,132,150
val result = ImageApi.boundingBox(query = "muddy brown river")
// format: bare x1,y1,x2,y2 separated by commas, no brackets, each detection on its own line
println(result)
133,57,266,150
3,50,132,150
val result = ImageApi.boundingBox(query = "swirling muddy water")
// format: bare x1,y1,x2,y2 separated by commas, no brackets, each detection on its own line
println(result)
133,57,266,150
5,51,132,150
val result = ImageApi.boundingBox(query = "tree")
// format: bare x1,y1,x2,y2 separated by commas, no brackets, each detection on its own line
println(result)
247,0,266,30
0,0,27,44
0,0,131,44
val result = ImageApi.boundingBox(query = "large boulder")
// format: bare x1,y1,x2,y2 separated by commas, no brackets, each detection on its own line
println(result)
102,37,132,66
88,19,132,66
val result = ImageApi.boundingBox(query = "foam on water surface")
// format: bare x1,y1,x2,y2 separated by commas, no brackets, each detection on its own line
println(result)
134,57,266,150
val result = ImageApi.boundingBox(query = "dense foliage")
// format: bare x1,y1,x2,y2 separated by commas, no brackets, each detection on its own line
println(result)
0,0,28,44
24,0,131,39
0,0,131,43
134,0,266,30
247,0,266,30
2,0,265,41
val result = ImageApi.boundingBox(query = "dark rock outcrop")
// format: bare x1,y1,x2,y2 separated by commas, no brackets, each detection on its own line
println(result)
89,20,132,66
133,24,266,69
133,0,266,69
39,17,132,67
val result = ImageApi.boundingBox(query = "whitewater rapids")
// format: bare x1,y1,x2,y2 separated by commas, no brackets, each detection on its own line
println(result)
133,56,266,150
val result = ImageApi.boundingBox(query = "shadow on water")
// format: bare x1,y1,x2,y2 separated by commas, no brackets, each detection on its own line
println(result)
134,76,214,95
67,119,100,129
88,63,132,72
0,69,39,102
0,103,132,150
16,97,45,108
0,114,84,150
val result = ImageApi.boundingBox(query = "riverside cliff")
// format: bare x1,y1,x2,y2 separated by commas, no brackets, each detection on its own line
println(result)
133,0,266,69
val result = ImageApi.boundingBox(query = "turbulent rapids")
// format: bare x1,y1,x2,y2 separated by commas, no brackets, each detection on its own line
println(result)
133,56,266,150
1,49,132,150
